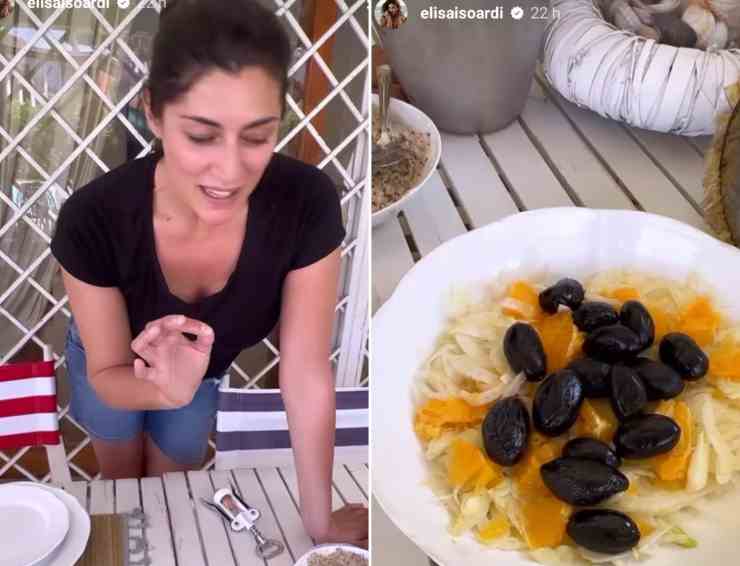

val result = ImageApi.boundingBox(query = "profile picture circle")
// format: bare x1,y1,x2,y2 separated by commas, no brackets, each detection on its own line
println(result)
0,0,15,20
375,0,408,30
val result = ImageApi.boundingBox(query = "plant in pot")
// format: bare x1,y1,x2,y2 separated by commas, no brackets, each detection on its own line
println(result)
375,0,548,134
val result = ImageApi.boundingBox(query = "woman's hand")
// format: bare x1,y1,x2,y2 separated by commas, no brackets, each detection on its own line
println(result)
130,315,215,409
316,504,368,549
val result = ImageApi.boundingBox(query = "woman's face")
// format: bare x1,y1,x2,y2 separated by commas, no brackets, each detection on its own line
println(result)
147,66,282,224
388,3,399,15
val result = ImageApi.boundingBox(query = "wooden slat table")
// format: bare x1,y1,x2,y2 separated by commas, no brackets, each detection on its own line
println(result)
61,463,368,566
371,70,715,564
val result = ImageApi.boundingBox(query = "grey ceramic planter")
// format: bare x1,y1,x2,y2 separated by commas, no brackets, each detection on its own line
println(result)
378,1,547,134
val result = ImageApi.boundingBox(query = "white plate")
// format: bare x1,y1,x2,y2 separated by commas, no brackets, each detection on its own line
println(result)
372,208,740,565
293,543,369,565
0,484,70,566
13,483,91,566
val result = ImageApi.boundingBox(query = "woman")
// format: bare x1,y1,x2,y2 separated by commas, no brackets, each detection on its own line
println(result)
380,0,407,29
51,0,367,547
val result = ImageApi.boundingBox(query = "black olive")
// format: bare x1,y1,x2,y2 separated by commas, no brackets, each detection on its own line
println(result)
583,325,642,363
539,278,585,314
567,509,640,554
482,397,530,466
540,457,629,505
620,301,655,349
563,437,622,469
610,365,647,421
503,323,547,382
614,413,681,459
659,333,709,381
630,358,685,400
567,358,612,398
573,301,619,333
532,370,584,437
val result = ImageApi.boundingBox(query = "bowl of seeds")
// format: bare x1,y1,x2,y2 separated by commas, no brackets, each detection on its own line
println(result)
371,94,442,228
293,543,369,566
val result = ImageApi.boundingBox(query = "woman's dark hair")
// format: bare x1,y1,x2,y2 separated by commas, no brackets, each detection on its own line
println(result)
146,0,292,146
382,0,401,13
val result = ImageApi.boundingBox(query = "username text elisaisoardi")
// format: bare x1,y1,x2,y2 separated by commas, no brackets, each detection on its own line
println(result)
421,5,504,20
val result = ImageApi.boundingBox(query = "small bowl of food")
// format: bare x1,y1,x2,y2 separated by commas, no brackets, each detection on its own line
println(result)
372,93,442,228
293,544,369,566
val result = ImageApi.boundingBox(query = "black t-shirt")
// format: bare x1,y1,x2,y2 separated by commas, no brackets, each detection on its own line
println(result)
51,150,346,378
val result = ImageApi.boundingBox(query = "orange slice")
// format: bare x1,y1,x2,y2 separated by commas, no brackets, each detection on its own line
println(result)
643,303,677,343
518,496,571,549
633,516,655,537
513,433,563,496
414,398,490,442
514,427,595,549
652,478,685,491
501,281,544,321
677,296,721,347
536,311,582,373
710,341,740,381
573,398,618,443
654,399,675,417
476,513,511,543
476,458,504,491
448,438,483,488
447,438,503,491
653,400,694,483
607,287,640,304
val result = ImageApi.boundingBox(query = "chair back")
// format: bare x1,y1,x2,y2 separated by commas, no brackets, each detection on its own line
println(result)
215,375,368,470
0,346,71,484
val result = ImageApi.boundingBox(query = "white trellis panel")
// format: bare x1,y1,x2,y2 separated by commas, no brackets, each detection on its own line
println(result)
0,0,369,481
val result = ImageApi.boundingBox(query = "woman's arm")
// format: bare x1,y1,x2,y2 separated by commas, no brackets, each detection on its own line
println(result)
62,268,212,410
62,268,171,410
279,248,343,541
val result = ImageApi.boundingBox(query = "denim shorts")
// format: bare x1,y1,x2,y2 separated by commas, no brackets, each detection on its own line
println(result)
65,319,223,466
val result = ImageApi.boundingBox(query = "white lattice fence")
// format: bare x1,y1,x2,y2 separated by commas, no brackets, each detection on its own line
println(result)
0,0,369,481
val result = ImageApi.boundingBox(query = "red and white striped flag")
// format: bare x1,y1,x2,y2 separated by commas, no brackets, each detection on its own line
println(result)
0,361,59,450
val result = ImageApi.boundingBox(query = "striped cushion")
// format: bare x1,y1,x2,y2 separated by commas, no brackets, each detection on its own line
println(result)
215,386,368,470
0,361,60,450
